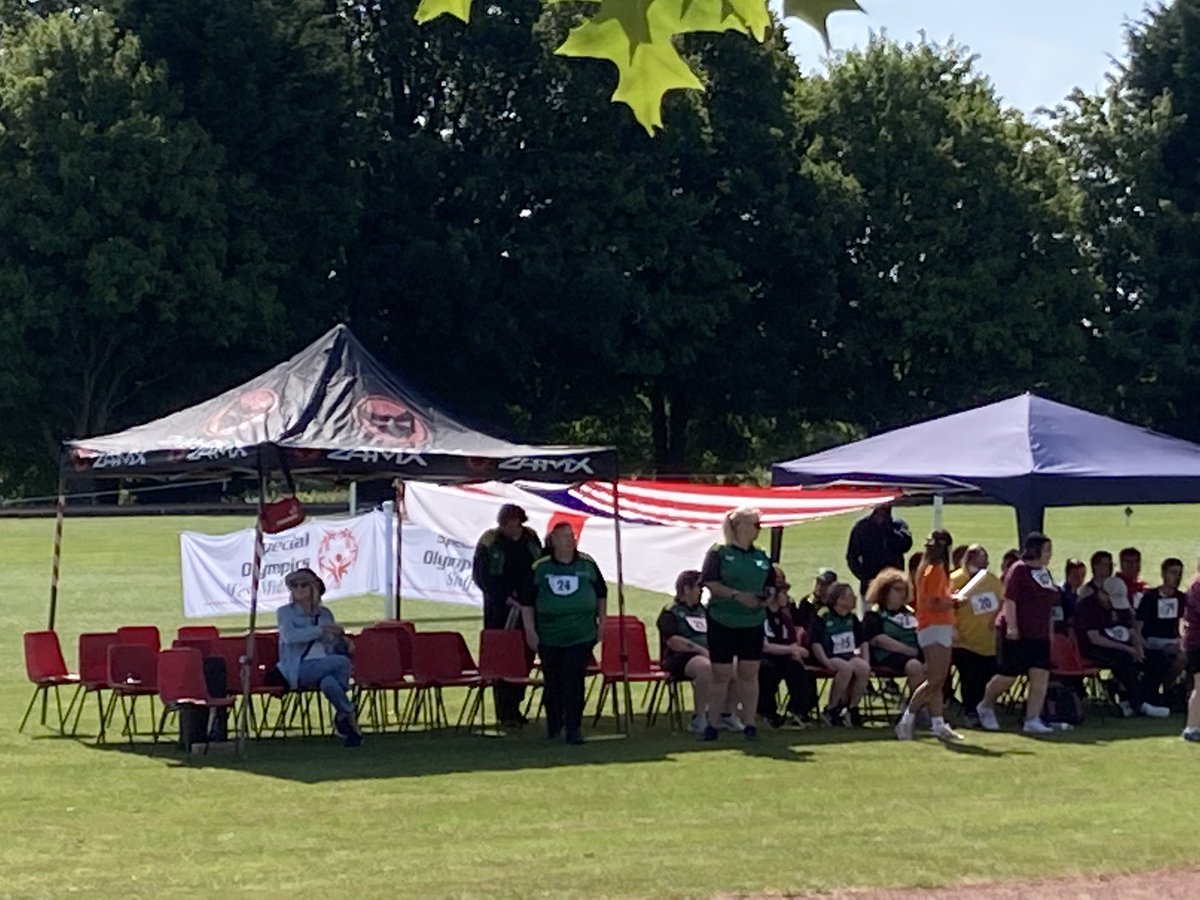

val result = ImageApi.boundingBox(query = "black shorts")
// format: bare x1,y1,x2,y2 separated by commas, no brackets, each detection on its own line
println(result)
707,618,764,664
664,651,703,681
1186,646,1200,678
997,637,1052,677
873,651,918,674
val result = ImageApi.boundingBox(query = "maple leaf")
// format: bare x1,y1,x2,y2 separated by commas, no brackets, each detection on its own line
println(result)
783,0,864,51
414,0,473,26
555,0,770,134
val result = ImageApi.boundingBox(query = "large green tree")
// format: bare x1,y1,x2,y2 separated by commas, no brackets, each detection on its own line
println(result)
802,37,1100,431
0,11,276,491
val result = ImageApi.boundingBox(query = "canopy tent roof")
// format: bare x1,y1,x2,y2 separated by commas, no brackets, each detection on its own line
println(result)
63,324,617,482
772,393,1200,536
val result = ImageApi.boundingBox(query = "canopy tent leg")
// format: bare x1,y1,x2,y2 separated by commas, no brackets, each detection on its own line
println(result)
612,478,632,734
1015,504,1045,545
932,494,945,530
47,478,66,631
238,468,268,757
768,526,783,564
393,479,405,621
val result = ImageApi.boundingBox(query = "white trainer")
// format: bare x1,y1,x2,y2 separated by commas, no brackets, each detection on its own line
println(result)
1139,702,1170,719
719,713,746,732
894,718,914,741
688,713,708,735
975,703,1001,732
932,721,965,742
1022,717,1054,735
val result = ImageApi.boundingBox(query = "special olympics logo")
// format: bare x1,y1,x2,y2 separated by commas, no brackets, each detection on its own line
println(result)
204,388,279,438
355,395,429,447
318,528,360,589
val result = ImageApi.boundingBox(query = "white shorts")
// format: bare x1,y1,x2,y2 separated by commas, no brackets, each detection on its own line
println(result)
917,625,954,648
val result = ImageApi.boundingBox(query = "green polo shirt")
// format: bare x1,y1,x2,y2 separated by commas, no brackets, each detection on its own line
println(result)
701,543,775,629
522,552,607,647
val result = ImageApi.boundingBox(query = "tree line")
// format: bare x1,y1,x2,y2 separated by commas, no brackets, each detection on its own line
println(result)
1,0,1198,496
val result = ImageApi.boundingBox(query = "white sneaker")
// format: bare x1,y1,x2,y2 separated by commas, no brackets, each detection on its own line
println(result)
1022,717,1054,735
1050,722,1075,731
975,703,1001,732
1139,702,1170,719
1182,728,1200,743
719,713,745,732
1119,700,1135,718
894,718,914,741
932,721,964,742
688,713,708,735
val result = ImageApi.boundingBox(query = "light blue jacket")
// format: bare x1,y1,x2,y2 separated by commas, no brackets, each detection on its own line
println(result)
276,603,337,689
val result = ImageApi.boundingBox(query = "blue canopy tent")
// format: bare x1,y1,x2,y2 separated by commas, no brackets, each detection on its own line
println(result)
772,393,1200,540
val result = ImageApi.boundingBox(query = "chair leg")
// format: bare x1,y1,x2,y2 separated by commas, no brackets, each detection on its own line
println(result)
18,687,42,733
152,705,170,747
592,682,609,727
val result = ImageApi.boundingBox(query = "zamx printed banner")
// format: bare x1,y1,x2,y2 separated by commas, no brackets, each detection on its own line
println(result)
179,511,482,618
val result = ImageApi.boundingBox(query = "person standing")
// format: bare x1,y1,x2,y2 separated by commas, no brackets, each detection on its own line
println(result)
1181,560,1200,743
520,522,606,745
949,545,1003,728
976,533,1061,735
472,504,543,727
1137,558,1187,707
894,530,962,742
701,507,776,742
846,504,913,596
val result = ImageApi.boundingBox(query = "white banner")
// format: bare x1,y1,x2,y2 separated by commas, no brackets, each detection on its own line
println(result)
405,483,718,597
180,511,484,618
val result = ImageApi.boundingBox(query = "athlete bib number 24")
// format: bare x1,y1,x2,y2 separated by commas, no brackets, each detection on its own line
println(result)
548,575,580,596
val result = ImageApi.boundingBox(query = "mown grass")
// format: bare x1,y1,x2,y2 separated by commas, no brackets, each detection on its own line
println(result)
3,504,1199,898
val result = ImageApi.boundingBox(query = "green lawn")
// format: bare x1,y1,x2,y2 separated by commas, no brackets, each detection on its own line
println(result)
3,504,1200,898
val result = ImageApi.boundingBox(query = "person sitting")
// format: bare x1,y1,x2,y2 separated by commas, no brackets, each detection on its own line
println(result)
790,568,837,634
757,568,815,727
1118,546,1148,610
1079,550,1114,600
1000,549,1021,579
657,570,717,735
950,545,1004,728
810,582,870,727
276,567,362,747
863,568,925,698
1137,558,1187,708
1075,576,1169,718
1056,558,1085,635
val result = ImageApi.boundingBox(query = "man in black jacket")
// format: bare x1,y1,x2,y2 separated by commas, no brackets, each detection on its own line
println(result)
845,504,913,596
472,504,542,727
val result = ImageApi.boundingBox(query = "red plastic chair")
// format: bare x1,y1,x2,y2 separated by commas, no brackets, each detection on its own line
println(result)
372,620,417,636
352,629,416,731
1052,633,1110,717
172,637,215,656
177,625,220,643
19,631,80,734
103,644,160,744
593,618,670,730
464,630,543,730
71,632,118,738
115,625,161,652
408,632,481,729
153,648,234,748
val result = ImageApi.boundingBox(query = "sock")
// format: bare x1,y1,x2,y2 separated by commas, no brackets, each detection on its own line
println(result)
1185,726,1200,734
931,716,945,729
900,709,915,726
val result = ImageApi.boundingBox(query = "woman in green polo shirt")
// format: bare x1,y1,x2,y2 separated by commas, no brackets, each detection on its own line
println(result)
520,522,607,745
700,506,777,742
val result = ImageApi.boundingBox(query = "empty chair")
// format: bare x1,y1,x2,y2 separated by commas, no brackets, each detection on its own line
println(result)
352,628,415,731
71,632,118,738
593,618,668,729
408,632,481,729
115,625,161,652
20,631,79,734
176,625,220,643
464,630,542,731
154,648,234,749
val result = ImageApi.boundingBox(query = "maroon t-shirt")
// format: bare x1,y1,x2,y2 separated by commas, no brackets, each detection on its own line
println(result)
1074,595,1135,657
1185,576,1200,651
1000,560,1058,642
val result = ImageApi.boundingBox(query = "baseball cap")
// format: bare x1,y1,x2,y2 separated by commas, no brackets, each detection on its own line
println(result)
815,568,838,585
497,504,528,525
1103,575,1131,610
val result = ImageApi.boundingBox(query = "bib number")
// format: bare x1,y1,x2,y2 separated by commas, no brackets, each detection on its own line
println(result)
1051,605,1064,622
1105,625,1130,643
830,631,856,655
1032,568,1055,590
548,575,580,596
1158,597,1179,619
970,592,999,616
684,615,708,634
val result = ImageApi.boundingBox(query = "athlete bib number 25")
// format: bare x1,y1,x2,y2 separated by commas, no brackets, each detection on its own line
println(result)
830,631,856,656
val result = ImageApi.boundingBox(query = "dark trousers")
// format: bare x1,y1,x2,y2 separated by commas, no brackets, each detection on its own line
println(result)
1142,647,1181,705
757,656,814,718
1087,647,1146,708
952,648,997,715
484,595,526,722
540,641,592,737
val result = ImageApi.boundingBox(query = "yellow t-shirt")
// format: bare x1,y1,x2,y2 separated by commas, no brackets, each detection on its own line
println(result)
953,569,1005,656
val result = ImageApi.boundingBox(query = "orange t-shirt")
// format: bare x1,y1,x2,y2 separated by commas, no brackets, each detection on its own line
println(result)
916,565,956,628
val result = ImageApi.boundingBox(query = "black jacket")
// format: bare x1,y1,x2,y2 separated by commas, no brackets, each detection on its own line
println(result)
845,513,913,591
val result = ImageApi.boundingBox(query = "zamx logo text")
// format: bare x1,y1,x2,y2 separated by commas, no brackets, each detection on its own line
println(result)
498,456,594,475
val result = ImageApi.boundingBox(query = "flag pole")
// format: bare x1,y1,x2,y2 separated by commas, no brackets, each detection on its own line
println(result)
612,477,632,733
47,477,66,630
238,462,268,756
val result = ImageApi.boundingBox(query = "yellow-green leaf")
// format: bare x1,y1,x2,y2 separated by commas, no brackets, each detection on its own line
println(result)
414,0,472,26
783,0,863,50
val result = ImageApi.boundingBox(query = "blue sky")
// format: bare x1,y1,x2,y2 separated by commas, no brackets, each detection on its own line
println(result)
782,0,1157,113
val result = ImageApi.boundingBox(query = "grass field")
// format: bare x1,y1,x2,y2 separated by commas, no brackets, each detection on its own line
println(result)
4,503,1200,898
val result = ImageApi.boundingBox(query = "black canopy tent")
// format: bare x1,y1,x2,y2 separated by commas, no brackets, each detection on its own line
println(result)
58,324,632,745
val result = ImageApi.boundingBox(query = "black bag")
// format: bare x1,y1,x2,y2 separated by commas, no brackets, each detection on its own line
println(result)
178,657,230,751
1043,679,1085,726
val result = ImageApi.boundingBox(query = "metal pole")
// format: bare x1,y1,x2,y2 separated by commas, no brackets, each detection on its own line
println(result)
348,481,358,515
393,479,405,621
932,494,945,530
612,478,632,734
47,478,66,631
238,467,268,756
